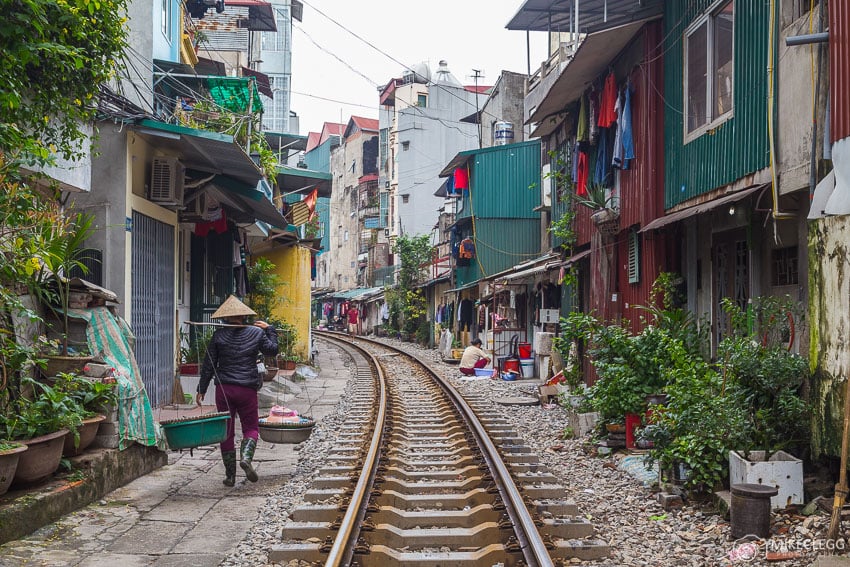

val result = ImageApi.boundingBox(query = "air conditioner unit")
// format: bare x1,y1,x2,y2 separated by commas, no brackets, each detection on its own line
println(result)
541,163,552,207
150,157,185,206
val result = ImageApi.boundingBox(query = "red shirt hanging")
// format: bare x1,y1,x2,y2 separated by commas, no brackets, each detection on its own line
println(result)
597,72,618,128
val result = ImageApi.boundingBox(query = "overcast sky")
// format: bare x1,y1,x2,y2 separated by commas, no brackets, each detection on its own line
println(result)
289,0,548,136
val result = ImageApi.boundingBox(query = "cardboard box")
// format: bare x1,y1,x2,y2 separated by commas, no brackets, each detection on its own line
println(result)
538,385,559,404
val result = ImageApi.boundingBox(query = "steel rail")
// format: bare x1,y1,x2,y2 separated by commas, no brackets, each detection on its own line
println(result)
317,333,387,567
321,331,554,567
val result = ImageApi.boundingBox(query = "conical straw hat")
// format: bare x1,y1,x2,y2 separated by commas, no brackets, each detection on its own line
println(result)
211,295,256,319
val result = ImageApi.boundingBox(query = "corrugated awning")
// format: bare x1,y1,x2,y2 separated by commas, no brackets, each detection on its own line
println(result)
527,20,651,136
275,165,332,197
444,281,479,294
640,184,768,233
241,67,273,98
207,175,289,229
133,119,263,188
506,0,663,33
225,0,277,31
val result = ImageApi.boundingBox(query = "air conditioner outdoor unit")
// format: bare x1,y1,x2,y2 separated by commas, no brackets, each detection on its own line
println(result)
150,157,185,206
541,163,552,207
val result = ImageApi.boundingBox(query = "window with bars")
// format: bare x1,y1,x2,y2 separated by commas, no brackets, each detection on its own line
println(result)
771,246,798,286
628,230,640,284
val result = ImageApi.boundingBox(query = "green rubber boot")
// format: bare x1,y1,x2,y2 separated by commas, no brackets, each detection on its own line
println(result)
239,438,258,482
222,450,237,487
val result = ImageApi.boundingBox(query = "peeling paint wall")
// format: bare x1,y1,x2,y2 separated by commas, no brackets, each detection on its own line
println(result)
808,216,850,457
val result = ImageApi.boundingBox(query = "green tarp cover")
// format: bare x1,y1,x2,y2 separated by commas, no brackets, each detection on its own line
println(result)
68,307,165,450
207,77,263,114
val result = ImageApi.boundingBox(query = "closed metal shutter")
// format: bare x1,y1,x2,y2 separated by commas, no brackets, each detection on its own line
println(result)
131,211,175,408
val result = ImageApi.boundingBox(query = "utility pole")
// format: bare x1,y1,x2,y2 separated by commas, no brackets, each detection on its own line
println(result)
471,69,484,149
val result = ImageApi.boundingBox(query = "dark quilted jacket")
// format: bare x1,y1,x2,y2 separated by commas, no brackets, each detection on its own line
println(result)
198,325,278,394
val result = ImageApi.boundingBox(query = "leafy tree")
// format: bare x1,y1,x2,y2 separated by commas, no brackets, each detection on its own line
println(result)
0,0,130,163
386,235,433,341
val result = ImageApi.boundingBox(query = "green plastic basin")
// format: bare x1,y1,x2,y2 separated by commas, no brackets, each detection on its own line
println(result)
161,413,230,450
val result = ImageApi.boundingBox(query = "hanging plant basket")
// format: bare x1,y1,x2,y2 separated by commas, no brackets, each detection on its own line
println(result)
258,416,315,444
160,412,231,450
591,207,620,237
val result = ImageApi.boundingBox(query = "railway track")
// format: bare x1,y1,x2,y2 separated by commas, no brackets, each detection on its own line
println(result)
269,333,609,566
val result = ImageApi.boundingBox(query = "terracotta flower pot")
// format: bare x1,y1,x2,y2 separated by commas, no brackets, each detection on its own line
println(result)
63,415,106,457
281,360,296,370
13,429,69,487
0,444,28,496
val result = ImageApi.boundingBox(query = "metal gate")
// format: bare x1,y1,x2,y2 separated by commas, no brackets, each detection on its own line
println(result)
131,211,175,408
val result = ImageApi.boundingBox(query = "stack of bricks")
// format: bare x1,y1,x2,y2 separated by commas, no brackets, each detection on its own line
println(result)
82,362,121,449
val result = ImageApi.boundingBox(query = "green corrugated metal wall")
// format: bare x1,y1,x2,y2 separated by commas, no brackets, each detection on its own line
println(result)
304,138,336,171
454,219,541,287
455,140,542,221
304,138,338,255
664,0,770,209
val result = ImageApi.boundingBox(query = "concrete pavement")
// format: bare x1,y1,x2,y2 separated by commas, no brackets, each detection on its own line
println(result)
0,341,351,566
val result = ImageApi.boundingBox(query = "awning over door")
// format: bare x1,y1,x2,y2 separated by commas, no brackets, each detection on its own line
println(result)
640,184,767,232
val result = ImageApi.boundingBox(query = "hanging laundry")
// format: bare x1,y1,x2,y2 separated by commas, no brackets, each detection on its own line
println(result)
459,237,476,260
577,94,589,143
594,127,611,187
453,167,469,190
622,82,636,163
576,150,589,196
194,208,228,236
597,71,618,128
451,225,461,259
588,89,599,142
612,89,625,169
613,82,637,170
445,175,459,197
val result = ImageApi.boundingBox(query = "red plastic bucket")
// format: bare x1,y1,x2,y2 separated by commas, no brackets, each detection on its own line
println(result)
518,342,532,358
502,358,520,373
625,413,641,449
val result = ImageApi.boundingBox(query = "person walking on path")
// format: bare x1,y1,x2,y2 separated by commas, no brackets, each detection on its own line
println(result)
347,305,359,335
459,337,491,375
197,295,278,486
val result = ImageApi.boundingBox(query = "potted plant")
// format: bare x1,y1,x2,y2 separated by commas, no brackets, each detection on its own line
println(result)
32,212,97,375
720,297,809,508
569,183,618,232
179,327,213,375
0,441,27,496
53,372,118,456
274,320,298,370
0,376,85,486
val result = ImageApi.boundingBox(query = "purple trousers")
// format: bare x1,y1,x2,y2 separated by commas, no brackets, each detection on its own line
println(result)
215,383,259,452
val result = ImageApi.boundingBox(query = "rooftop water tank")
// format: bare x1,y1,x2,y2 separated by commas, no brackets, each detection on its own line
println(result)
494,121,514,146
